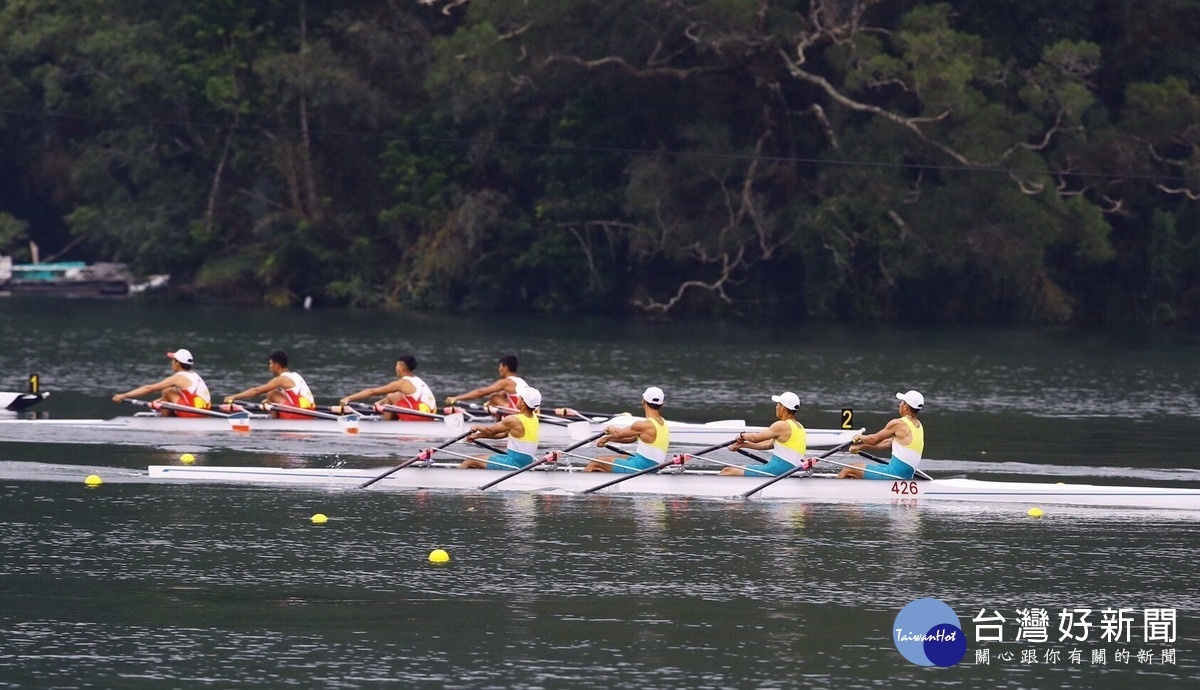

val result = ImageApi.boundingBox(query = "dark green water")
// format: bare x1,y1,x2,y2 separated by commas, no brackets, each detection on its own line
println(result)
1,299,1197,687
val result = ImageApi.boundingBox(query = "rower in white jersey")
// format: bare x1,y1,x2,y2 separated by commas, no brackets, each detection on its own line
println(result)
585,387,671,473
444,354,529,411
223,349,316,419
112,348,212,417
722,391,812,476
337,353,436,420
839,389,926,480
459,384,542,470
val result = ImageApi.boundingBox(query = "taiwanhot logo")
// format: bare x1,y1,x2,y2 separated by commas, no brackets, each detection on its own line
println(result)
893,598,967,667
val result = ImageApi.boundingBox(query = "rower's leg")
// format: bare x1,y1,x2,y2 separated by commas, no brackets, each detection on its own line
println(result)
584,456,615,472
838,464,865,479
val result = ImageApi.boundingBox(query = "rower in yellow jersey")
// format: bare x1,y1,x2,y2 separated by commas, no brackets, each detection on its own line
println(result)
722,392,810,476
459,384,542,470
839,390,925,480
585,387,670,472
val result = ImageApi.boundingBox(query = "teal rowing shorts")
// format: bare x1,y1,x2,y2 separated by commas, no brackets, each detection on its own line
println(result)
611,453,657,474
486,451,535,471
742,455,794,477
863,456,916,480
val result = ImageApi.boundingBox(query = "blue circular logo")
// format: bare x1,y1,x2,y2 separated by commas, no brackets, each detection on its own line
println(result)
893,598,966,666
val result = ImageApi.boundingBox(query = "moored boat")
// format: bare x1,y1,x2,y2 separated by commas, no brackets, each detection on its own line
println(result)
0,374,48,412
0,257,169,298
0,390,48,412
145,463,1200,512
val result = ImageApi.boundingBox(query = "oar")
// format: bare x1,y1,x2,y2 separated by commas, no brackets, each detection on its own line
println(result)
582,439,736,494
224,399,268,414
740,442,851,499
125,399,252,431
479,432,605,491
469,438,506,455
857,450,934,481
240,399,341,420
551,406,627,422
338,402,455,421
377,403,457,420
239,398,362,434
358,430,473,489
325,403,381,417
335,403,466,432
457,401,573,427
735,448,768,463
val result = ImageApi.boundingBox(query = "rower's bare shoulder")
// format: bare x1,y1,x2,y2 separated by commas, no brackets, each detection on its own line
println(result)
769,419,792,434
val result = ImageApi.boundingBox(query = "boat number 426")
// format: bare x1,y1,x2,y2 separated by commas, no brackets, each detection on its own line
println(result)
891,481,919,495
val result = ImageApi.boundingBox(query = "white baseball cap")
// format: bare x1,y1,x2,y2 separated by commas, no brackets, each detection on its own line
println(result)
517,384,542,408
896,390,924,410
642,386,665,405
167,349,194,366
771,391,800,411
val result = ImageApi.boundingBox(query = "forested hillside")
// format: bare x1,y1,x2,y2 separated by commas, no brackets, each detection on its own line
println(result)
1,0,1198,323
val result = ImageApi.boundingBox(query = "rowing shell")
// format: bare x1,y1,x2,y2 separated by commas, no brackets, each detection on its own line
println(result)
0,413,861,448
145,464,1200,512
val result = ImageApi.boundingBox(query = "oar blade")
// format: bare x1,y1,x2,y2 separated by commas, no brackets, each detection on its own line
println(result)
227,411,252,433
566,421,594,441
336,413,361,435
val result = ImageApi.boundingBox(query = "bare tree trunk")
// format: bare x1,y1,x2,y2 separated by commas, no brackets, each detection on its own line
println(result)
298,0,319,217
206,124,236,233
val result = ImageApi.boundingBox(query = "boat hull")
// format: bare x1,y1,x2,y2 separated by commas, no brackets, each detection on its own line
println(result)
145,465,1200,511
0,414,860,448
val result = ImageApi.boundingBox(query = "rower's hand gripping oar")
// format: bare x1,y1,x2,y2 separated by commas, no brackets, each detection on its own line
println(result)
358,430,473,489
740,441,852,499
582,438,737,494
123,399,251,431
478,432,606,491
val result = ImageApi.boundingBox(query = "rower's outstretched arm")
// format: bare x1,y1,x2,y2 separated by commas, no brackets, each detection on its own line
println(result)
341,380,404,404
113,375,181,402
447,379,509,404
224,375,289,402
598,420,648,445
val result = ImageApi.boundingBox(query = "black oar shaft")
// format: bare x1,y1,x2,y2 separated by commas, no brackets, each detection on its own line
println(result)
470,439,506,455
735,448,768,464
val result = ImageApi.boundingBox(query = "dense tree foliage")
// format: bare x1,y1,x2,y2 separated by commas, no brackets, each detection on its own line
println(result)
1,0,1198,323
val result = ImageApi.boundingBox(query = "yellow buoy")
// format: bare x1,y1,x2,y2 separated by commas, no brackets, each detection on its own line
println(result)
311,513,329,524
179,453,196,465
429,548,450,564
84,474,103,487
1027,507,1044,518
